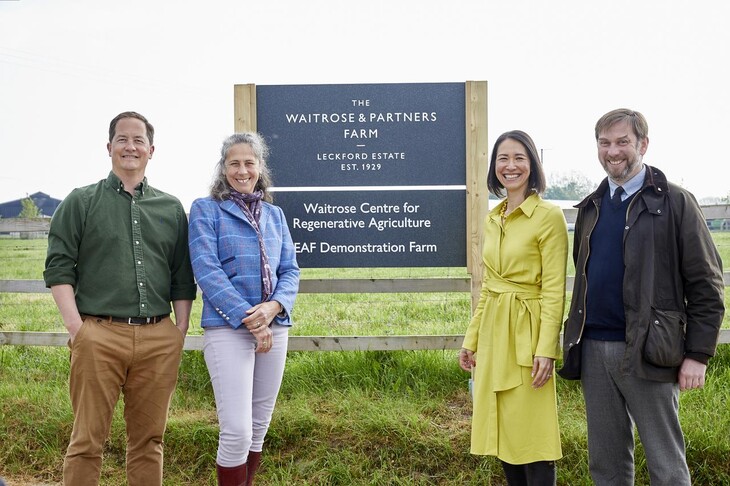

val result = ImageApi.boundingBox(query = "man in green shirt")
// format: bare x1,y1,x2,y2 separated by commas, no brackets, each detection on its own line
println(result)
44,111,197,486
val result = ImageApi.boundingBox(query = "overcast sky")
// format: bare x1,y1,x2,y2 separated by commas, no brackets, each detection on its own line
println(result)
1,0,728,211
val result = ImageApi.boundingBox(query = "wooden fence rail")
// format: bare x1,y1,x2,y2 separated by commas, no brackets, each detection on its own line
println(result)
1,277,729,350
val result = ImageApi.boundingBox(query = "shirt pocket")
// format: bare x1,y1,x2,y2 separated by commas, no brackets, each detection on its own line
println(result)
643,308,686,367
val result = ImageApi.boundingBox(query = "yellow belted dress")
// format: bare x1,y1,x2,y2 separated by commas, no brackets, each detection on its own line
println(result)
462,194,568,464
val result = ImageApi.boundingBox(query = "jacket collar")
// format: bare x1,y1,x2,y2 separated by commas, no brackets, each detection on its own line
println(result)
220,198,270,227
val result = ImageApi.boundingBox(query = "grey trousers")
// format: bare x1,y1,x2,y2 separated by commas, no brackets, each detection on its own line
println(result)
580,339,690,486
204,324,289,467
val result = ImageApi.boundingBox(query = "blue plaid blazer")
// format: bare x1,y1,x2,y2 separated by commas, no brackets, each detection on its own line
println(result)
189,197,300,329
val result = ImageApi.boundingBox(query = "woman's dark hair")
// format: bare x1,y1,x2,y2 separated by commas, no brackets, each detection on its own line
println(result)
486,130,546,198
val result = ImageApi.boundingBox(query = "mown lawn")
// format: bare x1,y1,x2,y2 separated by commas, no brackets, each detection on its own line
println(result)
1,236,729,485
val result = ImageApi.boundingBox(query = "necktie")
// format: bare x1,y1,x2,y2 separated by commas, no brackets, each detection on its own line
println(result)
611,186,624,205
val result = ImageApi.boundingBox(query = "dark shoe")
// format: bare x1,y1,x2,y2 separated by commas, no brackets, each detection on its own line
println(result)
246,451,262,486
216,462,247,486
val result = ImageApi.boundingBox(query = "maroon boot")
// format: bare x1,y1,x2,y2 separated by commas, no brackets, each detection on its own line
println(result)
245,451,262,486
216,462,247,486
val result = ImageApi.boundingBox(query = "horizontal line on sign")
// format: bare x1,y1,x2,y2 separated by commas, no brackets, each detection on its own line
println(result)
270,185,467,192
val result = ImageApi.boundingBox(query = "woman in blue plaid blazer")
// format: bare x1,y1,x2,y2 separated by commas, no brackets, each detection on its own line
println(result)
189,132,299,485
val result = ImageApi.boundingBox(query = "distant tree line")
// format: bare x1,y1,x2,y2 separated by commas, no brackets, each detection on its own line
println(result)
543,172,596,200
489,172,597,201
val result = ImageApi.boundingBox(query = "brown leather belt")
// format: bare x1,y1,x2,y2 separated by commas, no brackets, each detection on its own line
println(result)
86,314,170,325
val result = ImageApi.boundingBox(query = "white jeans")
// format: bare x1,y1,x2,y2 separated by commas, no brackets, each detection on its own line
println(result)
203,324,289,467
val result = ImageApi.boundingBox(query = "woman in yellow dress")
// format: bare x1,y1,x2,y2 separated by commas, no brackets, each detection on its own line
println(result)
459,130,568,485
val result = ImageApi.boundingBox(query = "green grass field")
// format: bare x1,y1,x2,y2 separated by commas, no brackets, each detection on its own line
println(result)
1,237,729,485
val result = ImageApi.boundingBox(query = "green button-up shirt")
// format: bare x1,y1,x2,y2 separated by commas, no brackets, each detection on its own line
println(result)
44,172,197,317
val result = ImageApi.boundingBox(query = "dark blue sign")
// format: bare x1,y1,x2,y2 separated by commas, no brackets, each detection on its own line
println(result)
256,83,467,267
273,190,466,267
257,83,465,187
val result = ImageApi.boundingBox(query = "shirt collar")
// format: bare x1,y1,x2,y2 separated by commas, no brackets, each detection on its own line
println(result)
106,171,148,196
490,192,540,218
609,165,646,198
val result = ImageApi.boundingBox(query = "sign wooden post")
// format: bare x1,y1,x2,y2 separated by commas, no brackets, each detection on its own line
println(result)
465,81,489,311
233,84,256,132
